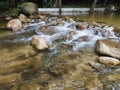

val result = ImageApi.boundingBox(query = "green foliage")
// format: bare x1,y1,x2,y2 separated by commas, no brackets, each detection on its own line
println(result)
0,1,10,11
17,4,23,13
43,0,53,7
0,0,28,14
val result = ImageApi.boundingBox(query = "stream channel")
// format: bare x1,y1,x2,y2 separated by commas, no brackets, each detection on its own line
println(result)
0,12,120,90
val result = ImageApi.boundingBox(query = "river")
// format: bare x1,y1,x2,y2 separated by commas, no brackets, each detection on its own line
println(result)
0,12,120,90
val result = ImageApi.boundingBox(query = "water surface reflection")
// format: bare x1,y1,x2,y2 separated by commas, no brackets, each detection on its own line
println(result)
69,12,120,27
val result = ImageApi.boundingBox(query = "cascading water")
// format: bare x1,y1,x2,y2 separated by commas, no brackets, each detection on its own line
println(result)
32,17,119,51
2,16,119,52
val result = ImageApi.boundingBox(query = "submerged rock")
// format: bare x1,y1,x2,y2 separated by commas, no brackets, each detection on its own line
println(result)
0,73,22,84
73,36,89,42
95,39,120,59
98,56,120,67
0,58,34,74
7,19,23,32
113,26,120,37
36,73,51,85
30,35,50,50
49,63,69,76
36,25,57,35
0,45,38,74
20,81,42,90
89,62,106,71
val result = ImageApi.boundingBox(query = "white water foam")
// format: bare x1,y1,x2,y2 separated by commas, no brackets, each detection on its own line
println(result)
33,19,119,51
19,19,118,50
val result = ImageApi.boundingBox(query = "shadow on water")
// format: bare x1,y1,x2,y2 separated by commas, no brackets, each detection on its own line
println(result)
0,25,36,49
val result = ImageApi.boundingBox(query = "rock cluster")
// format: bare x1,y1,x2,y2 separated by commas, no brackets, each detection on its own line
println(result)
6,14,29,32
95,39,120,67
6,2,38,32
7,19,23,32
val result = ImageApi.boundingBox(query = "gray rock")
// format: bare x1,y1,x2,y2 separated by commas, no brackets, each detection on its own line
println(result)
98,56,120,67
22,2,38,15
95,39,120,59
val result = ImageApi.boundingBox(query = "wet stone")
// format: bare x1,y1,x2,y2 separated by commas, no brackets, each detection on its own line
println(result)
98,56,120,67
30,35,50,50
36,25,58,35
36,73,52,85
76,24,83,30
19,81,43,90
19,14,30,23
7,19,23,32
0,58,34,74
73,36,89,42
89,62,107,72
95,39,120,59
49,62,73,76
0,73,22,84
114,26,120,37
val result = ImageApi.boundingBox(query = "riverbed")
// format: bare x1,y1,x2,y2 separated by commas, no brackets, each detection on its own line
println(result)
0,12,120,90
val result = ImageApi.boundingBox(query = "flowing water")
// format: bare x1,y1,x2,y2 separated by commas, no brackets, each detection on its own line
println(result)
70,12,120,27
0,12,120,90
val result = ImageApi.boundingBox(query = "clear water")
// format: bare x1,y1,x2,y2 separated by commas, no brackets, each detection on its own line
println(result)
71,12,120,27
0,12,120,90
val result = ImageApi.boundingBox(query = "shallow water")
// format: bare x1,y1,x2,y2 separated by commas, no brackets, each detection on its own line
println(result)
0,13,120,90
70,12,120,27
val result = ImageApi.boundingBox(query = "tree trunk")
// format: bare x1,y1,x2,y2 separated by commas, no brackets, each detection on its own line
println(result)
54,0,61,8
54,0,61,15
104,0,107,6
90,0,97,13
59,0,62,15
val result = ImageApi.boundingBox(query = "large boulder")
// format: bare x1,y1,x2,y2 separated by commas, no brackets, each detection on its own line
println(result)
7,19,23,32
98,56,120,67
95,39,120,59
22,2,38,16
30,35,50,50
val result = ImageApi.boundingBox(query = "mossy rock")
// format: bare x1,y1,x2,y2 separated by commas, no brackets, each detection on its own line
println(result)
22,2,38,15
